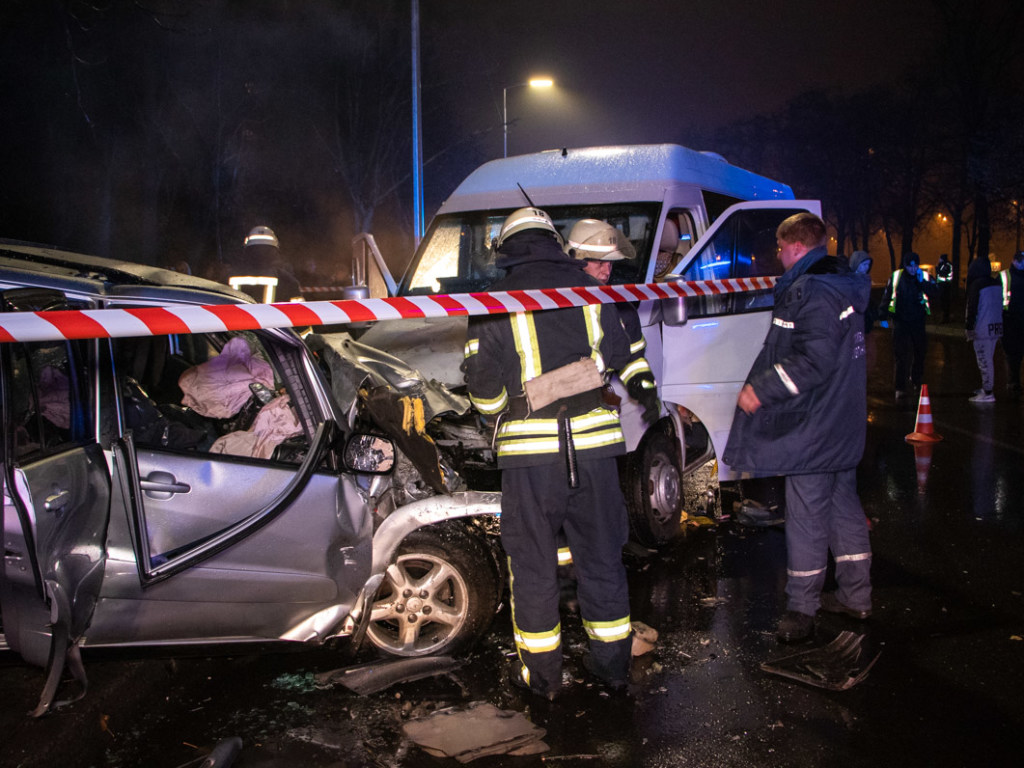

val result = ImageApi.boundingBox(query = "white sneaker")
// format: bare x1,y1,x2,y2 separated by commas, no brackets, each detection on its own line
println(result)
969,391,995,403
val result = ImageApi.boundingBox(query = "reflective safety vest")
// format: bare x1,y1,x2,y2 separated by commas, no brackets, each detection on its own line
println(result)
937,260,953,283
888,269,931,315
1001,269,1012,311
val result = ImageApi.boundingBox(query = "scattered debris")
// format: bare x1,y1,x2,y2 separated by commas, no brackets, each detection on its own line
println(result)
631,622,659,656
402,701,548,763
542,754,600,761
733,498,784,527
699,596,728,607
761,631,880,691
315,656,464,696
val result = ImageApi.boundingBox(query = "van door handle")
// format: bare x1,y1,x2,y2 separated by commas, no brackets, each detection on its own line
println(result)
140,471,191,498
44,489,70,512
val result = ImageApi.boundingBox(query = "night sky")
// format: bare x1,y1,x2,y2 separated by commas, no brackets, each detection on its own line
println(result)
426,0,940,157
0,0,1016,277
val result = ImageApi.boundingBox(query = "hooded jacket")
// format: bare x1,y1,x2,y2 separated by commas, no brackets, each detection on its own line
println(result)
723,246,871,474
464,231,632,468
965,257,1003,339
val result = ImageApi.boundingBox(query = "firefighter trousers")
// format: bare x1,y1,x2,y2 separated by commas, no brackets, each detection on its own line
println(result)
501,457,631,696
784,470,872,616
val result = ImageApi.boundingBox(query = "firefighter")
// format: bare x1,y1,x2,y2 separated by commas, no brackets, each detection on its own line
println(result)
878,252,937,401
239,225,302,302
464,207,634,699
564,218,660,423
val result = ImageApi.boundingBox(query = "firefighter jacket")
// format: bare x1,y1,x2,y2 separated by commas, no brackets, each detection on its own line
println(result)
723,247,871,475
879,267,936,325
464,231,632,468
616,301,655,395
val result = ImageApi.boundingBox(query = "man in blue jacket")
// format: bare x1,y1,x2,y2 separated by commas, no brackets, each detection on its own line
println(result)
724,212,872,643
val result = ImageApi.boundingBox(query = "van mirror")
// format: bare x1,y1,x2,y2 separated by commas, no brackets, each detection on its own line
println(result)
343,433,396,474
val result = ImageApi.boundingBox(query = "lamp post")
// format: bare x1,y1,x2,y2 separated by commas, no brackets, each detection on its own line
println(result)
503,77,554,158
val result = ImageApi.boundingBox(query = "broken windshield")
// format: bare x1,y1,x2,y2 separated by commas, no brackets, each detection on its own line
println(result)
399,204,660,296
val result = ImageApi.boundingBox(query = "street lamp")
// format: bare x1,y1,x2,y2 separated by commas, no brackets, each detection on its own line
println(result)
503,77,554,158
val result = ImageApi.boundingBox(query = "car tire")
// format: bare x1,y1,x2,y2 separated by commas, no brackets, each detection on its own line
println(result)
366,523,500,657
624,430,685,547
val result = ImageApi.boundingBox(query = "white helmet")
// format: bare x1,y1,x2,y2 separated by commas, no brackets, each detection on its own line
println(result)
244,225,279,248
564,219,636,262
495,207,563,249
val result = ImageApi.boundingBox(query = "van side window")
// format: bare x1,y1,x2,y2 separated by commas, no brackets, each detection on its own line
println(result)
682,208,805,318
655,210,697,280
7,340,93,462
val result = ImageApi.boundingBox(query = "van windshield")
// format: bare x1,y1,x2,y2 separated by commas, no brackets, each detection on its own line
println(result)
399,204,660,296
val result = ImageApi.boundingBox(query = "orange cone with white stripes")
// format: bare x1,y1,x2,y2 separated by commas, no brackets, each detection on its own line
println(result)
905,384,943,443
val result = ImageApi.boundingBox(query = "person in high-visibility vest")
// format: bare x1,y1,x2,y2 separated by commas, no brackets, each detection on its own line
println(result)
877,252,937,402
936,253,954,323
464,207,635,700
1003,250,1024,400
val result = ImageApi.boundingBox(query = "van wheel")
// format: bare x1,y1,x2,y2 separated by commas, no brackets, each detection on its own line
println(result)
367,525,499,657
625,431,684,546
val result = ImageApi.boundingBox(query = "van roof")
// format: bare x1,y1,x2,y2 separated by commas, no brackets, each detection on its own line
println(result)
439,144,795,212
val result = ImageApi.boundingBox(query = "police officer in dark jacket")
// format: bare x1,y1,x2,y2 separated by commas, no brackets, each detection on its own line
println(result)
878,251,937,401
724,212,872,643
464,208,634,698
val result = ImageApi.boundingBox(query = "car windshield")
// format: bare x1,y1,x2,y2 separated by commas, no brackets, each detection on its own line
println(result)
399,204,660,295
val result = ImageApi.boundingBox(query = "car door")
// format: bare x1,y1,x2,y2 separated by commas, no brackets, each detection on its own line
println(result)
90,328,373,647
656,201,821,473
0,288,111,715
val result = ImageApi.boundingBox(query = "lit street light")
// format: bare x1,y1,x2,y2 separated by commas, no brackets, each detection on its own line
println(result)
503,77,554,158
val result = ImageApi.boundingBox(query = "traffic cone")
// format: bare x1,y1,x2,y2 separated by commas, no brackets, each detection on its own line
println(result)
905,384,943,443
913,443,934,495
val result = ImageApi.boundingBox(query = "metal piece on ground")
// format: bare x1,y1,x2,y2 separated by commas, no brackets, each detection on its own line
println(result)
760,630,880,690
315,655,464,695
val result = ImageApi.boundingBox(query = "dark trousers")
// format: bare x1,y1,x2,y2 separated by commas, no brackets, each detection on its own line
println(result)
784,470,872,616
892,320,927,392
501,458,631,695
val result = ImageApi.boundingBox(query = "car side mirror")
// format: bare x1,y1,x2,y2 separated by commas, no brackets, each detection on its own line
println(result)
343,433,396,474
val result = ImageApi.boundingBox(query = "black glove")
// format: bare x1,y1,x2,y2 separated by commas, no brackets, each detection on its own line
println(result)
627,376,661,423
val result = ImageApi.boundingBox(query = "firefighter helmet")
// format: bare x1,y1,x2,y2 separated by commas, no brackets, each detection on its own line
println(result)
244,226,279,249
564,219,635,262
495,207,563,249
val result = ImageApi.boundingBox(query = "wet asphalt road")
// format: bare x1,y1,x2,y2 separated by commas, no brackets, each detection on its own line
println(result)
1,325,1022,768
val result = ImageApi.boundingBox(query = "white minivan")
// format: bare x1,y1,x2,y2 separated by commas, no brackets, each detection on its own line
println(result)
350,144,821,545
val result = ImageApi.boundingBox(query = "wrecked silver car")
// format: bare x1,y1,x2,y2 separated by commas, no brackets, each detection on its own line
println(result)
0,241,502,717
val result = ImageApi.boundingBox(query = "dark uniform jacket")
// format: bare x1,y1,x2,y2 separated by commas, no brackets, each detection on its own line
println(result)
879,266,936,326
464,231,631,468
723,246,871,475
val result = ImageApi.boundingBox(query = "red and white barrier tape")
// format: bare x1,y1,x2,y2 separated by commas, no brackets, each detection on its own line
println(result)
0,276,775,343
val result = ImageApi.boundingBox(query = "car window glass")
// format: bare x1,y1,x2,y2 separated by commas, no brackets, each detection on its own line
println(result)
113,331,308,464
8,340,93,462
682,207,805,318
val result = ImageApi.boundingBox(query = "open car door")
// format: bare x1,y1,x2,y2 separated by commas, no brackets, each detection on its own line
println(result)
656,200,822,476
0,288,111,717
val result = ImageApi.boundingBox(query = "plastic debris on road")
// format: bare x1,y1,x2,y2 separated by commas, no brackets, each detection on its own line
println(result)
760,631,880,690
402,701,549,762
